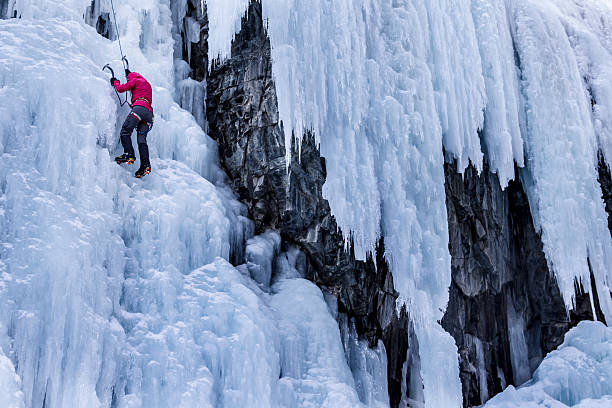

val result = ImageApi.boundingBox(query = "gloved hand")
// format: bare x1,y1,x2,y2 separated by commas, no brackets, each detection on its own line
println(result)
125,69,131,77
110,77,118,86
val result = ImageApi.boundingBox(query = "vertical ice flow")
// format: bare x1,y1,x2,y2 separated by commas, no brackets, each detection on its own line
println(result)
3,0,612,407
507,0,612,320
207,0,251,60
261,1,464,406
0,0,392,407
238,0,612,405
471,0,525,186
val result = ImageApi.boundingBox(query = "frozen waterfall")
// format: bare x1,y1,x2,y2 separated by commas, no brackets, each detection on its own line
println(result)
2,0,612,407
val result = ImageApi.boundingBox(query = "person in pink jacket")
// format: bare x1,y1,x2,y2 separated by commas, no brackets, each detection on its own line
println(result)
111,69,154,178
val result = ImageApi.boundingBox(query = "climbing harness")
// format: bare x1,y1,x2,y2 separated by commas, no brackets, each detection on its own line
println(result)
102,0,131,107
133,97,152,106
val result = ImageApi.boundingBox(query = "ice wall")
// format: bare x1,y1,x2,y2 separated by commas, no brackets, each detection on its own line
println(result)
1,19,127,407
471,0,525,185
555,0,612,163
0,352,25,408
272,244,390,408
0,9,247,403
4,0,612,406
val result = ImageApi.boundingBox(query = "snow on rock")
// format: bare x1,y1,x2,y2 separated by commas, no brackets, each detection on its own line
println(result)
483,321,612,408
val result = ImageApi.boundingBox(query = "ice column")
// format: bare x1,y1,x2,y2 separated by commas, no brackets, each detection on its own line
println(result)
261,1,462,406
507,0,612,320
207,0,250,60
470,0,525,186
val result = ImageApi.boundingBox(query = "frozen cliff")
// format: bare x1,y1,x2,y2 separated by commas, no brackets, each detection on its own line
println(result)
1,0,612,407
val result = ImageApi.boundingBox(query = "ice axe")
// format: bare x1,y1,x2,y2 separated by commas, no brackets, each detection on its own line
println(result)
103,62,131,107
102,63,116,78
122,56,130,74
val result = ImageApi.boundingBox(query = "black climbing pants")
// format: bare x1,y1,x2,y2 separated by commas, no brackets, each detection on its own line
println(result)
120,105,154,167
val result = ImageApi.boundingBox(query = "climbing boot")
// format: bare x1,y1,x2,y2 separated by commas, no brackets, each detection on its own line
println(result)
115,153,136,165
135,164,151,179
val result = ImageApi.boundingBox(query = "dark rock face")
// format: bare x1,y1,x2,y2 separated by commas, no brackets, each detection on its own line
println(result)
598,151,612,238
179,0,209,82
570,261,607,326
85,1,111,39
441,160,601,407
1,0,9,19
0,0,18,19
207,2,286,231
95,14,110,39
206,1,421,406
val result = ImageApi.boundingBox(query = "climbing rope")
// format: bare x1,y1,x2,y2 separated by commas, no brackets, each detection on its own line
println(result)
102,0,132,108
109,0,127,71
102,0,131,107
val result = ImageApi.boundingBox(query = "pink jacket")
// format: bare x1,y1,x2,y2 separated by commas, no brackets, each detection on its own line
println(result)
113,72,154,113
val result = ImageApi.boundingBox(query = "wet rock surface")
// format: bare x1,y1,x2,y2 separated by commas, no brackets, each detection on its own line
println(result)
0,0,8,19
206,2,421,406
85,1,111,39
179,0,209,82
441,160,601,407
598,150,612,238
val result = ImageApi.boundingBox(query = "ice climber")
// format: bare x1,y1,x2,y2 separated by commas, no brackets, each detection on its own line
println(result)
111,69,154,178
